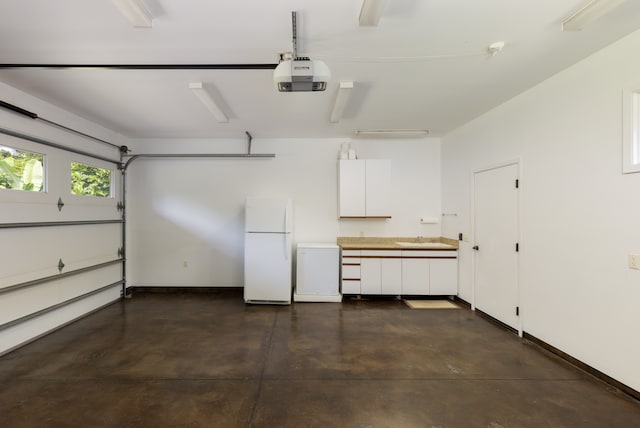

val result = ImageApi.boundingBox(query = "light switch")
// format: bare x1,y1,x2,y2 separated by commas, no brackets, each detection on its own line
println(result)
628,254,640,270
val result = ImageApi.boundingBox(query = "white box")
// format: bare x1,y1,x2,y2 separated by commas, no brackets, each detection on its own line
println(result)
294,243,341,302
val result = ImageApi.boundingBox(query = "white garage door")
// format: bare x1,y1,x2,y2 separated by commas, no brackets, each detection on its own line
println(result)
0,129,124,355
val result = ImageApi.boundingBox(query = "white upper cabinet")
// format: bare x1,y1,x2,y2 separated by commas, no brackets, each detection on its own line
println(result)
338,160,366,217
339,159,391,218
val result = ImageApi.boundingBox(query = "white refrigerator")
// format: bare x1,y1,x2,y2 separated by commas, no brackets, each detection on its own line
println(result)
244,197,293,304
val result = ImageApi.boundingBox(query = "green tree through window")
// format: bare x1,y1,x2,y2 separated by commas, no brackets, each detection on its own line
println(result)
0,146,44,192
71,162,112,197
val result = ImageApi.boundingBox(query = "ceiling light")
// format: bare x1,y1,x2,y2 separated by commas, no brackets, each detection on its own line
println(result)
359,0,389,27
189,82,228,123
330,81,354,123
354,129,429,138
111,0,153,28
561,0,626,31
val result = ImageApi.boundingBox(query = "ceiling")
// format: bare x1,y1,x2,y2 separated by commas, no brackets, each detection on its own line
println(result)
1,0,640,140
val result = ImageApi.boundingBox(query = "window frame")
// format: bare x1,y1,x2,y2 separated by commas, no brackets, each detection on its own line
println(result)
622,85,640,174
0,142,47,194
70,160,115,198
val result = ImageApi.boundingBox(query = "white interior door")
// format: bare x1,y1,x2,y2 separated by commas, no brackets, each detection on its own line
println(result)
474,163,519,330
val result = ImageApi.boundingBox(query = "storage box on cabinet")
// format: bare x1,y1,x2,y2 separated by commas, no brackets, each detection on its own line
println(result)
341,250,361,294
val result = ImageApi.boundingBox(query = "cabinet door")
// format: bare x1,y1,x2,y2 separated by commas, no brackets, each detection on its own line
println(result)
360,258,381,294
339,160,366,217
401,258,429,295
430,259,458,295
342,280,361,294
381,258,402,295
364,159,391,217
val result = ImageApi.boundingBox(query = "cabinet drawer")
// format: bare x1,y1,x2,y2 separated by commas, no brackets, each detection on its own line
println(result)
341,250,361,257
401,250,457,258
342,279,361,294
342,264,361,279
361,250,402,257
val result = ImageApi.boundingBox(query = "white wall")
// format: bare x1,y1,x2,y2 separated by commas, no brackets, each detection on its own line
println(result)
126,137,441,287
442,29,640,392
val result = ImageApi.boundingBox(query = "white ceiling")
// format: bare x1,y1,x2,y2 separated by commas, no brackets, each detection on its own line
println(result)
1,0,639,139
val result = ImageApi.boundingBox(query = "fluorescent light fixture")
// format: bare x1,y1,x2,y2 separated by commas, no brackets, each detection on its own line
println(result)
561,0,626,31
354,129,429,138
189,82,228,123
359,0,389,27
330,81,354,123
112,0,153,28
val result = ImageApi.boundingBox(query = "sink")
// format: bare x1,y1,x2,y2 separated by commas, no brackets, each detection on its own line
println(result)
395,242,454,248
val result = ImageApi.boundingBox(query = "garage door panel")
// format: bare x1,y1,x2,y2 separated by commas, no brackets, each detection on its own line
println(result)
0,264,122,326
0,224,122,288
0,201,120,224
0,285,121,354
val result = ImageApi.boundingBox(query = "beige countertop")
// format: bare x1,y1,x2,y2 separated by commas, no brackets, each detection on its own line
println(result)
337,236,458,250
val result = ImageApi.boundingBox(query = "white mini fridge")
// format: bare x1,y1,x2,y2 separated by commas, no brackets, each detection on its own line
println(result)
294,243,341,302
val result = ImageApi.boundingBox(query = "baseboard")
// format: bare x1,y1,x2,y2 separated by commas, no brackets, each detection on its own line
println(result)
453,295,472,309
523,332,640,402
293,293,342,302
130,286,242,294
453,299,639,401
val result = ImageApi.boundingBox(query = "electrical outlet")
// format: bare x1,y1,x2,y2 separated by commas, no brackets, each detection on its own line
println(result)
629,254,640,270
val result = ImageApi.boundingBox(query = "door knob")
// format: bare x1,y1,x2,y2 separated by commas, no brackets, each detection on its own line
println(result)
472,245,479,251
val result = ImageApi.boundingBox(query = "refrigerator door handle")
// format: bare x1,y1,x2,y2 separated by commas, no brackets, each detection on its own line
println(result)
285,232,291,261
284,206,290,261
284,206,289,232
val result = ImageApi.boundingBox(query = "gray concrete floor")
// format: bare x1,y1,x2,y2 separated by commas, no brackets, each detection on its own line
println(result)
1,289,639,427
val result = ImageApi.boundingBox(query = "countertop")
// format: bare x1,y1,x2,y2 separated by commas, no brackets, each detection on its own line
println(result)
337,237,459,251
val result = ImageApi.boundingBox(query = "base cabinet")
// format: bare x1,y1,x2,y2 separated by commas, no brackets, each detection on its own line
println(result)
360,258,381,294
429,258,457,294
381,258,402,295
401,258,429,294
341,250,361,294
341,249,458,296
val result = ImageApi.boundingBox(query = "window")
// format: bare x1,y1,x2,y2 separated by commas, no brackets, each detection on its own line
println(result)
0,145,45,192
623,86,640,174
71,161,112,197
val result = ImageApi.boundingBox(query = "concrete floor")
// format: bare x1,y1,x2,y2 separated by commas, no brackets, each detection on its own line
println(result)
0,289,639,427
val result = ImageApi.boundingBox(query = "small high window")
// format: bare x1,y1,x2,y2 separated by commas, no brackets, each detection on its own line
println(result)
623,87,640,174
71,161,112,197
0,145,45,192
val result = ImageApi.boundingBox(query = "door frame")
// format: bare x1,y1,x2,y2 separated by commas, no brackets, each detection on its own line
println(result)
471,158,522,336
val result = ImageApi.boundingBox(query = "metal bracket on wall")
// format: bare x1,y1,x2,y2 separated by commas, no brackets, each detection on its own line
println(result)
116,202,124,212
117,248,124,258
57,197,64,212
58,258,65,273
